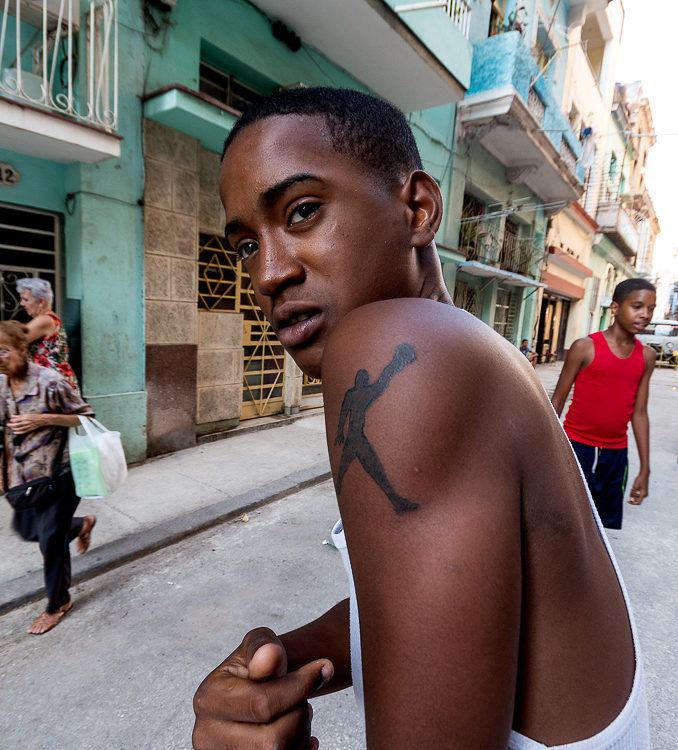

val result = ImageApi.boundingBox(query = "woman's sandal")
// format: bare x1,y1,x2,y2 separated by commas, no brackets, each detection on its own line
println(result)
27,601,73,635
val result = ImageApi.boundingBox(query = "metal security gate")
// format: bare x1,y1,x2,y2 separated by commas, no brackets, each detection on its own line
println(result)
0,202,60,320
301,374,323,409
198,234,285,419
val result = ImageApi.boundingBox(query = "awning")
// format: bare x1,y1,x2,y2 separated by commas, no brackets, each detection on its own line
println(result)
457,261,546,288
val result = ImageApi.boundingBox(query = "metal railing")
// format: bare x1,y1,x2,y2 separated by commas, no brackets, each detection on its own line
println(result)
0,0,118,131
499,231,535,276
527,86,545,127
459,217,501,266
559,139,577,174
447,0,471,38
459,217,538,278
394,0,472,38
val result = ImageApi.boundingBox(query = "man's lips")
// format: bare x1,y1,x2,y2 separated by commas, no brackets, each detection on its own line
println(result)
273,305,323,348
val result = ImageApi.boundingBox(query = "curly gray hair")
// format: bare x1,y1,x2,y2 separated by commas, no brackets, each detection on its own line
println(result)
16,277,54,309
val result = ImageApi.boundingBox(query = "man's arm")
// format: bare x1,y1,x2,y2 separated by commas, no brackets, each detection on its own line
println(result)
551,338,593,416
334,393,351,445
321,301,523,749
192,601,351,749
628,346,656,504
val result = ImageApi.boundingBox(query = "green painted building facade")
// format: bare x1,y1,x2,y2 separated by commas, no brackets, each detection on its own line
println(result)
1,0,475,459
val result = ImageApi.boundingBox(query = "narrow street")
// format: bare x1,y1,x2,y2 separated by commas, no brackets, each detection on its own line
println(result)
0,365,676,749
0,481,364,750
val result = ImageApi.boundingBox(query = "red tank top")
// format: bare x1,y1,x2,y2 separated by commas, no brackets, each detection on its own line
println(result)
563,331,645,449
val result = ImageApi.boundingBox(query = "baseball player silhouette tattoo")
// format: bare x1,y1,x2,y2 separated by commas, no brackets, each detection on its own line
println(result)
334,343,418,514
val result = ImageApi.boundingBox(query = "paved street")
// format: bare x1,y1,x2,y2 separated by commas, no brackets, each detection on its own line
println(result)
0,363,676,749
0,481,364,750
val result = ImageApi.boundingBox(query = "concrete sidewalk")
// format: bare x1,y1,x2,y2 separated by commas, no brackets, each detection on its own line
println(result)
0,410,331,613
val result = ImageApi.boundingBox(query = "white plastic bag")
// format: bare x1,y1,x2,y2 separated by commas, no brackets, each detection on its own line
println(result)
69,416,128,499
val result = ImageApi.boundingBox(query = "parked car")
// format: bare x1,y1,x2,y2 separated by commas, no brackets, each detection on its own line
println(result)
637,320,678,368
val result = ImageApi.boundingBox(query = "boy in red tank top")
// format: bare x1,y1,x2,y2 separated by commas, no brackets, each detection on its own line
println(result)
551,279,656,529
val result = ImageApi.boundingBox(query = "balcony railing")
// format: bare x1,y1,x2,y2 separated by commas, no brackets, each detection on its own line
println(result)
499,231,535,276
527,85,545,127
0,0,118,131
395,0,472,39
459,217,538,278
596,201,640,259
447,0,471,39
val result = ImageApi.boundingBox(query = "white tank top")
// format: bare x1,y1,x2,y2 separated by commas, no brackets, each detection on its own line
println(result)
331,474,650,749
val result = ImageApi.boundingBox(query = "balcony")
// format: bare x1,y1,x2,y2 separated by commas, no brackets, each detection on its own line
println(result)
459,217,541,282
253,0,471,112
457,31,584,205
596,201,640,259
0,0,120,163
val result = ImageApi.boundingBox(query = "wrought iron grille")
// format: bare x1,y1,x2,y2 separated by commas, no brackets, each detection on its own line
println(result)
453,281,481,318
301,373,323,409
527,86,545,126
198,234,285,419
0,0,118,130
559,139,577,174
0,202,60,320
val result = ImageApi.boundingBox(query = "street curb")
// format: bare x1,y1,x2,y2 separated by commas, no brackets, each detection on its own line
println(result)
0,462,332,616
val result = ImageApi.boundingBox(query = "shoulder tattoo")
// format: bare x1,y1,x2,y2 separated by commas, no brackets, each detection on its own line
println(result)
333,344,418,515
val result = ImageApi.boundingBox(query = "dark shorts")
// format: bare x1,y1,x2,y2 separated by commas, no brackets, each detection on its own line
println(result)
570,440,628,530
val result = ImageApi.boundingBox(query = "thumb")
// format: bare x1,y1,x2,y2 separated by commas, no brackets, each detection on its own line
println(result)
245,628,288,681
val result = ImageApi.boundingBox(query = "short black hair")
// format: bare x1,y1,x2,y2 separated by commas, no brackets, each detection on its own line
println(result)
221,87,423,185
612,278,656,304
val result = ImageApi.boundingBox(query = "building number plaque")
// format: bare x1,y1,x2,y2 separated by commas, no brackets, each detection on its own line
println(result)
0,163,20,187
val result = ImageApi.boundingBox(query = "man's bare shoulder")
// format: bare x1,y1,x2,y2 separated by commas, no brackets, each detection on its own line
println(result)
642,343,658,365
323,298,515,376
568,336,594,354
321,299,549,445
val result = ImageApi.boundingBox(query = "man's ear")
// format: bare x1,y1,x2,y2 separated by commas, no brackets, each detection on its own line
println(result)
401,170,443,248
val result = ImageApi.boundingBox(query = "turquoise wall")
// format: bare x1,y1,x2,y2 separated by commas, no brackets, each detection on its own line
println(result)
69,1,147,461
0,148,67,212
143,0,367,96
382,0,473,90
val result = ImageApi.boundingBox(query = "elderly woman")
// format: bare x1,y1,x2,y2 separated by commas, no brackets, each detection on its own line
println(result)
0,321,96,635
16,277,79,391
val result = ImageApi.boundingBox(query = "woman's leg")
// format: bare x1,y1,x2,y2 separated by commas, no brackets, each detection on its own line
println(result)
36,477,81,614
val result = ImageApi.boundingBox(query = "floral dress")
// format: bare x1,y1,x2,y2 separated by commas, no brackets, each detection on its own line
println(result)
29,312,79,392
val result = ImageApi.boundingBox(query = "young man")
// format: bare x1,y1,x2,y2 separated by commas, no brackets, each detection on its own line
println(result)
551,279,656,529
519,338,538,367
192,89,649,749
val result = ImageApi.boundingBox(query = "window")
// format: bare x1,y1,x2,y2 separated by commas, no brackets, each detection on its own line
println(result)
532,19,556,78
199,63,262,113
0,203,60,321
580,13,605,82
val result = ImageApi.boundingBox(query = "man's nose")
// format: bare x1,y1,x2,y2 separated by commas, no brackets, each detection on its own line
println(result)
255,236,304,297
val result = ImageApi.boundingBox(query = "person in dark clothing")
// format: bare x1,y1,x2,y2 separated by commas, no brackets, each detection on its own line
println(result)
0,321,96,634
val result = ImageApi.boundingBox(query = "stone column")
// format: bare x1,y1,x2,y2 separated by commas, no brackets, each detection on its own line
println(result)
144,119,199,456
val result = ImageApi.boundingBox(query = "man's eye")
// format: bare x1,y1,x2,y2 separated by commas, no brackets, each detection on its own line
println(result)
289,202,319,226
236,240,258,261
